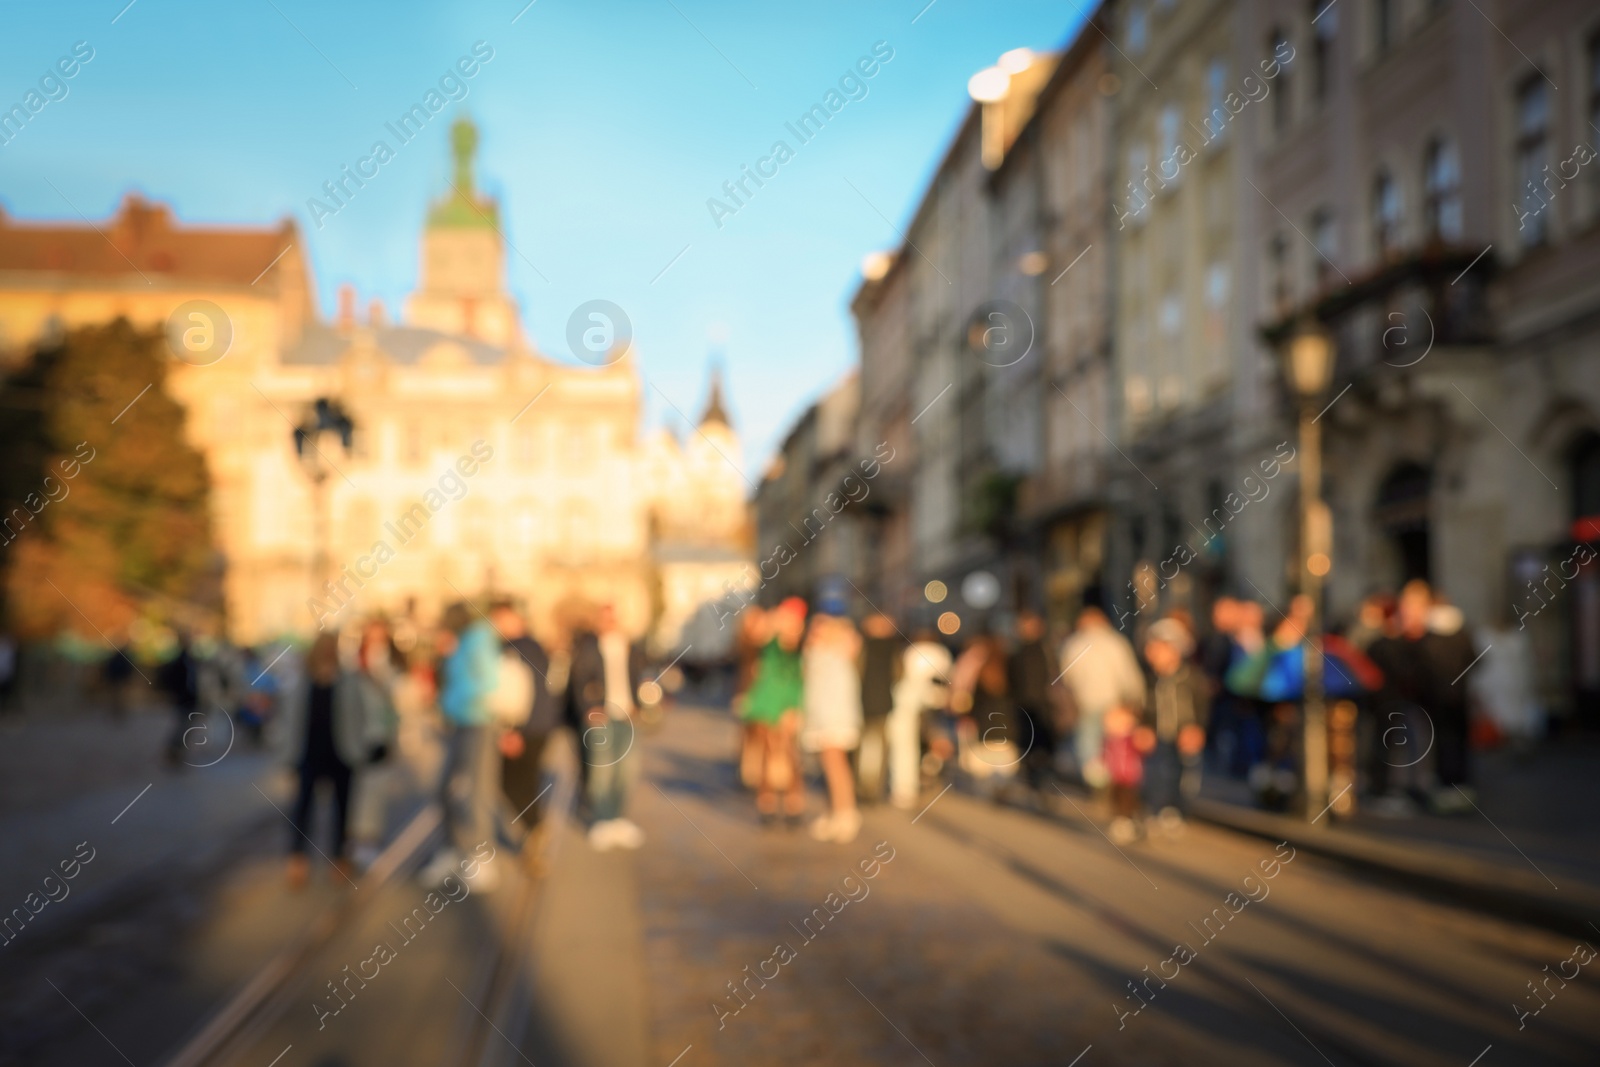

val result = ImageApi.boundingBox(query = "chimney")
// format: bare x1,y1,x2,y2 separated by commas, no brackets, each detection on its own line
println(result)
337,284,356,333
368,298,387,328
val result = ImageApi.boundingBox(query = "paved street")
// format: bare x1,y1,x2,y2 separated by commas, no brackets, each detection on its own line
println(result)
8,702,1599,1067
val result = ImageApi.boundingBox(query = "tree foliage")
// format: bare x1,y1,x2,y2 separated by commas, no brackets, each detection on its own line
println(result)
0,319,216,639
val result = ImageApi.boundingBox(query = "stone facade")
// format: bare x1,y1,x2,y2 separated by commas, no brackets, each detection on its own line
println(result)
0,120,751,650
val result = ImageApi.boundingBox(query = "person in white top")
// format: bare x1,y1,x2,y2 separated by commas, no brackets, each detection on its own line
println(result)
802,613,864,842
1058,606,1147,789
887,628,953,809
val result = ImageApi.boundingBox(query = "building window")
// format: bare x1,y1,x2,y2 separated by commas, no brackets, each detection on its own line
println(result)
1270,233,1291,314
1204,60,1229,142
1372,169,1402,257
1424,137,1462,242
1373,0,1397,56
1311,0,1336,104
1127,144,1150,222
1515,76,1550,247
1589,34,1600,219
1128,3,1149,55
1158,106,1182,186
1311,207,1338,287
1269,30,1292,134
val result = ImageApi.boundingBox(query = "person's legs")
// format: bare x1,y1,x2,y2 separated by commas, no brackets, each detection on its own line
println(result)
289,763,318,854
864,717,889,801
820,747,857,817
329,761,354,859
887,698,920,808
775,712,805,816
439,724,490,853
586,721,622,822
1074,708,1106,787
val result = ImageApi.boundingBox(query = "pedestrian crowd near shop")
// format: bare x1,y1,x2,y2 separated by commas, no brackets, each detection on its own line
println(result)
21,571,1542,887
728,575,1541,846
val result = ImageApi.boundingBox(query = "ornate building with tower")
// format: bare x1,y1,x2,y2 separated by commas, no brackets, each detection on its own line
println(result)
0,118,751,648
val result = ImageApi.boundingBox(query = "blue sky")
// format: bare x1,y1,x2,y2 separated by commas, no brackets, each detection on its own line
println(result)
0,0,1092,470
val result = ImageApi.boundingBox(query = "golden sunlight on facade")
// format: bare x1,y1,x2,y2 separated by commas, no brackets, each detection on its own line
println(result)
0,119,751,648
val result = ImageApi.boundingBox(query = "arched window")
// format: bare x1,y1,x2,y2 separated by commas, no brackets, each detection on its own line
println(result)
1269,29,1293,134
1423,138,1462,242
1375,463,1432,584
1311,0,1337,104
1372,169,1402,257
1515,77,1550,247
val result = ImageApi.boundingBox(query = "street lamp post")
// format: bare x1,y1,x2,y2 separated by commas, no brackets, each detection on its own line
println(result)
294,398,355,603
1287,326,1334,822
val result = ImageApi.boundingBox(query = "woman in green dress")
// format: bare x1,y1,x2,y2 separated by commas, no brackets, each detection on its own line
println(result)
744,597,808,823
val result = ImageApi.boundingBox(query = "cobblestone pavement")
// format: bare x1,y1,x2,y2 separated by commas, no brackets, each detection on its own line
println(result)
624,704,1600,1067
10,703,1599,1066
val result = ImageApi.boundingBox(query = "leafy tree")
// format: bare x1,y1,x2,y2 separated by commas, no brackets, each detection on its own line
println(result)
0,319,216,639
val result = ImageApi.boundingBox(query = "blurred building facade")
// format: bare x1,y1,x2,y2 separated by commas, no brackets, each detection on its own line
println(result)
825,0,1600,720
0,119,751,648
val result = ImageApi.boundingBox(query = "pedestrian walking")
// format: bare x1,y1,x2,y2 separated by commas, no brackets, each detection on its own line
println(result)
855,612,901,804
1366,583,1432,813
1420,592,1478,812
743,597,808,825
277,633,389,888
104,642,135,724
0,630,16,717
1058,606,1146,790
421,602,501,888
488,599,556,832
802,611,864,842
570,604,646,850
1103,704,1147,844
950,632,1020,789
887,628,952,809
159,632,199,765
1008,611,1057,791
348,620,401,870
1141,618,1206,828
733,606,770,791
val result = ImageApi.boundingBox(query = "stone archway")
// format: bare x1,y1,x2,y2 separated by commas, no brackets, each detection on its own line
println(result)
1373,462,1432,588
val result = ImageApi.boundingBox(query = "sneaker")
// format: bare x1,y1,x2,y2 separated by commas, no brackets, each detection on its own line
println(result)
1157,806,1185,835
808,814,836,841
1108,816,1140,845
611,819,645,850
831,809,862,843
588,820,619,851
417,848,462,888
468,860,500,893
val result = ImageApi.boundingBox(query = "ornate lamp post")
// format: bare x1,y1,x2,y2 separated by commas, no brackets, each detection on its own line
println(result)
1286,325,1334,821
294,397,355,600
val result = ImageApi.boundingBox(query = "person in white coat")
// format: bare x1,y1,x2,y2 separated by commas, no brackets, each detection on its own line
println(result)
887,628,953,809
1058,606,1147,789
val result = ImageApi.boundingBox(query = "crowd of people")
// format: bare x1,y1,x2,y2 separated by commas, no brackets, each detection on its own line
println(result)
729,575,1531,847
59,572,1532,882
127,599,658,889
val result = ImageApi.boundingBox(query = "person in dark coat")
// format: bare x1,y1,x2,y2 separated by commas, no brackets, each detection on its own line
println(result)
159,633,199,765
490,600,555,829
855,613,902,803
1366,582,1433,809
1008,611,1057,790
1420,594,1478,809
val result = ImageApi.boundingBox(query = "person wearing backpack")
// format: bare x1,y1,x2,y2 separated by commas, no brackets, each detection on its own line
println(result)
488,600,554,834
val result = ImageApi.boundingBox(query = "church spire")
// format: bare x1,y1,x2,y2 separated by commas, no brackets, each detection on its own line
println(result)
428,116,499,229
699,363,731,428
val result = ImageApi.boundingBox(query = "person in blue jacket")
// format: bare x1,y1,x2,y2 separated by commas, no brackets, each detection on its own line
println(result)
421,601,501,889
